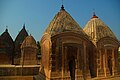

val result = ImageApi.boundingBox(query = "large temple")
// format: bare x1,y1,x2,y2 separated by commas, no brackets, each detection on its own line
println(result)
0,5,120,80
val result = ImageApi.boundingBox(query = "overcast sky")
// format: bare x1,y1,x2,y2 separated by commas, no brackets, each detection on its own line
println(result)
0,0,120,41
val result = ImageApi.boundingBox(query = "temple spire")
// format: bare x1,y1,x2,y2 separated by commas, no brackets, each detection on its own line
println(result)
92,11,98,19
61,5,65,10
93,11,96,16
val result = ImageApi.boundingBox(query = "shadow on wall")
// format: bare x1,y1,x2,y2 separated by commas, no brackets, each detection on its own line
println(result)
33,66,46,80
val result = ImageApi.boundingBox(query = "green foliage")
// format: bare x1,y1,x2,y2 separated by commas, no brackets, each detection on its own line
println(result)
37,41,41,60
37,41,41,54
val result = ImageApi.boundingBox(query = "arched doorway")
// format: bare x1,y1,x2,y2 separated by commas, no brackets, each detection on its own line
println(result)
69,57,75,80
67,46,77,80
108,56,112,75
107,49,113,76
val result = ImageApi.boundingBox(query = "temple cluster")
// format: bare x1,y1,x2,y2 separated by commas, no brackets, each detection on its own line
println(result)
0,5,120,80
0,25,40,77
40,6,120,80
0,25,40,65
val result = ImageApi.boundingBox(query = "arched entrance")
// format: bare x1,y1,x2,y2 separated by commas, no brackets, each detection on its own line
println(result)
108,56,112,75
67,46,77,80
69,57,75,80
107,49,113,76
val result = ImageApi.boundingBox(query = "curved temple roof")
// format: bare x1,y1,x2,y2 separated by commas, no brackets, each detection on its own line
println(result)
44,5,87,37
83,13,116,43
21,35,37,48
15,25,28,48
1,29,14,47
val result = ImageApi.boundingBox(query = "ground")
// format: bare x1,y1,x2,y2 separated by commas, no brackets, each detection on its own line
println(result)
0,76,120,80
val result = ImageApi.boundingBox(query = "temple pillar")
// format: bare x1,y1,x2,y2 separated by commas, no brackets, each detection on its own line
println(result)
76,47,79,76
83,42,90,79
104,49,110,77
64,46,67,72
112,48,117,76
76,47,79,69
97,49,104,77
105,49,108,76
112,48,115,76
62,46,65,80
83,42,87,80
103,49,107,77
96,50,99,77
62,46,67,79
76,47,83,79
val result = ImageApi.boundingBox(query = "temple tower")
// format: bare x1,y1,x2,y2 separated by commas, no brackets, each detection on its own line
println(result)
14,24,28,64
83,13,120,77
20,35,37,65
40,5,95,80
0,28,14,64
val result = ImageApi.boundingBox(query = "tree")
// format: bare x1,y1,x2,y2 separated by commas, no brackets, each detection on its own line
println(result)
37,41,41,60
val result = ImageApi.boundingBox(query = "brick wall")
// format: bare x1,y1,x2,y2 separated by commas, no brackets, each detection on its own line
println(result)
0,76,33,80
0,65,40,76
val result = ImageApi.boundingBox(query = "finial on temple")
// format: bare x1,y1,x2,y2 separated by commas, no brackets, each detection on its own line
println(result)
91,9,98,19
61,5,65,10
23,23,25,29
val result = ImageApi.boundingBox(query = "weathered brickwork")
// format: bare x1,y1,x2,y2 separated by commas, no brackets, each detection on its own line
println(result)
0,5,120,80
0,65,39,76
40,6,120,80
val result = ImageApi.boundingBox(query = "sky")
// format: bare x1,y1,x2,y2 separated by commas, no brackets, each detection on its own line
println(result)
0,0,120,41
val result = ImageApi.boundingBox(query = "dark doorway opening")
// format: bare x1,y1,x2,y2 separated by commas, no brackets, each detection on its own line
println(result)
69,58,75,80
67,46,77,80
108,56,112,75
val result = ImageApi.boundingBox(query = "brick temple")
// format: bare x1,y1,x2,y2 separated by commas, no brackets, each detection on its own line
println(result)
0,5,120,80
